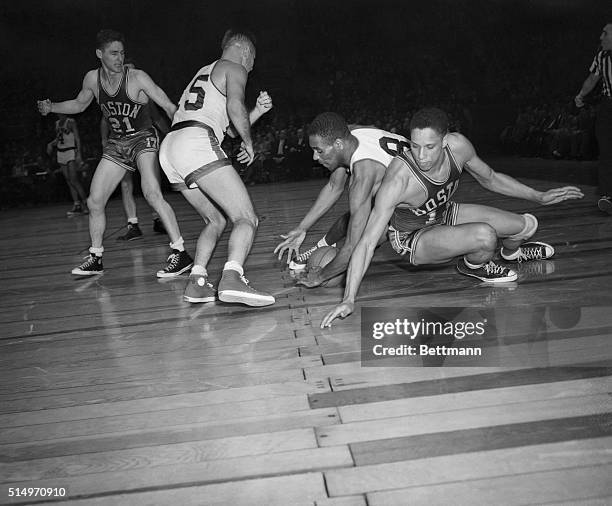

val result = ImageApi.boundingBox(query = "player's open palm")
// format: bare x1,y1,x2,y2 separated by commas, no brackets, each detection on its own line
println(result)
539,186,584,205
274,229,306,262
321,302,355,328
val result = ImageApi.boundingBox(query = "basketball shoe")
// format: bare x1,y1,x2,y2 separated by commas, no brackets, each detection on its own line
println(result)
116,223,143,241
598,196,612,215
183,274,216,303
67,202,87,217
156,250,193,278
289,245,319,270
500,242,554,263
456,259,517,283
71,254,103,276
218,270,275,306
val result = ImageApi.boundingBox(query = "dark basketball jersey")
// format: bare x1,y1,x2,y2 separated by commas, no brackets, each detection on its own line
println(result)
98,67,153,138
390,146,463,232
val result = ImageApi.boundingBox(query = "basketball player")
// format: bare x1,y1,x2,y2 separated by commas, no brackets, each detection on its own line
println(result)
37,29,192,277
274,112,409,287
160,29,274,306
47,114,88,216
99,61,168,241
321,107,583,327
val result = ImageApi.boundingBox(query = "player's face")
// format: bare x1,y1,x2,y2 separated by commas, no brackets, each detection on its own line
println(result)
243,45,256,73
97,41,125,73
601,24,612,51
409,128,445,172
309,135,341,171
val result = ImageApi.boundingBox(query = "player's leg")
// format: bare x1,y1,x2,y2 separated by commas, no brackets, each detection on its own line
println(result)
137,152,193,277
195,165,274,306
60,163,80,213
410,223,517,282
456,203,554,262
65,159,88,205
72,158,125,275
117,171,142,241
180,188,227,303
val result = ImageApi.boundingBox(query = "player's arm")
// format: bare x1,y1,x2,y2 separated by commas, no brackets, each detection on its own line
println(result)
46,137,57,156
456,134,583,205
575,72,600,107
70,119,83,161
38,71,96,116
227,91,273,138
304,161,379,285
321,161,407,328
133,69,177,120
274,167,349,262
225,64,254,163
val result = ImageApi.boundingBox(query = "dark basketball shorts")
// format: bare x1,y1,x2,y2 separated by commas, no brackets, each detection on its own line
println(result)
388,201,460,265
102,128,159,172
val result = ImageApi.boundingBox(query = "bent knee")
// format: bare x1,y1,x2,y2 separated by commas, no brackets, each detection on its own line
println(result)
231,212,258,229
472,223,498,251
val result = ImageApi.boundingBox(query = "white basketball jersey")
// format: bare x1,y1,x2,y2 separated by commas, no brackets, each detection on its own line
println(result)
349,128,408,173
173,61,229,143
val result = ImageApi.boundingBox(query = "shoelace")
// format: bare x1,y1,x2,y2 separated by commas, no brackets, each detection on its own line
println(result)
240,275,251,286
81,254,98,268
483,261,508,275
295,246,318,262
165,252,180,271
516,246,545,263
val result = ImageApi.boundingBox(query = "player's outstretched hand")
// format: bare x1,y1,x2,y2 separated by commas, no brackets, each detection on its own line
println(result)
321,302,355,328
538,186,584,205
274,228,306,263
37,99,52,116
237,141,255,166
256,91,273,114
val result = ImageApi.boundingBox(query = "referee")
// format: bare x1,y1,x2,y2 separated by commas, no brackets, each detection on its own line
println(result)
575,23,612,215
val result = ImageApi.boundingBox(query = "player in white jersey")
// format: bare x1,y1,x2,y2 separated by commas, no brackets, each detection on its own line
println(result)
274,112,409,286
47,114,88,216
159,29,275,306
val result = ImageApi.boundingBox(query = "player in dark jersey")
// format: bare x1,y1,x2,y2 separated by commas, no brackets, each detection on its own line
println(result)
99,61,168,241
37,29,192,277
321,107,584,328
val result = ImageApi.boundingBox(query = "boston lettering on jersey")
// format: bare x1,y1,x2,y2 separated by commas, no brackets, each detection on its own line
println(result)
98,67,153,137
396,145,463,217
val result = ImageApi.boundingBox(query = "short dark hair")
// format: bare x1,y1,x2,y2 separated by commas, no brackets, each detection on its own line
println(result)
96,29,125,50
409,107,449,137
221,29,256,51
307,112,351,144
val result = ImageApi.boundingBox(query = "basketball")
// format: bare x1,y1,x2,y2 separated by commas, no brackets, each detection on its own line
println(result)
306,246,346,287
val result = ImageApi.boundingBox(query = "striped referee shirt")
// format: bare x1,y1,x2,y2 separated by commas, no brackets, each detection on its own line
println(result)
590,50,612,98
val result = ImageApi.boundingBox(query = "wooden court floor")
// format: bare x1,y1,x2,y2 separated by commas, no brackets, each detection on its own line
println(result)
1,157,611,505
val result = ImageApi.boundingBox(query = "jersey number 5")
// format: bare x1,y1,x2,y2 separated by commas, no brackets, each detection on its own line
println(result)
184,74,209,111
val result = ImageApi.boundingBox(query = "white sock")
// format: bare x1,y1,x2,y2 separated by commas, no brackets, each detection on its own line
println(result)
463,257,484,269
317,237,329,247
170,237,185,252
191,265,207,277
223,261,244,276
89,246,104,257
128,218,138,224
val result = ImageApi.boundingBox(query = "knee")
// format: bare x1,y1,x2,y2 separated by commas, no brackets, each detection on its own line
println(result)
231,211,258,230
208,210,227,233
87,195,103,212
472,223,498,252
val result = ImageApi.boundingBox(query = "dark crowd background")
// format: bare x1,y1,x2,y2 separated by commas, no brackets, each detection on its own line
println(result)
1,0,609,208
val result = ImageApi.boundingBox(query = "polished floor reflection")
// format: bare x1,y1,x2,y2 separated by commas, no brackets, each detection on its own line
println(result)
1,162,611,505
